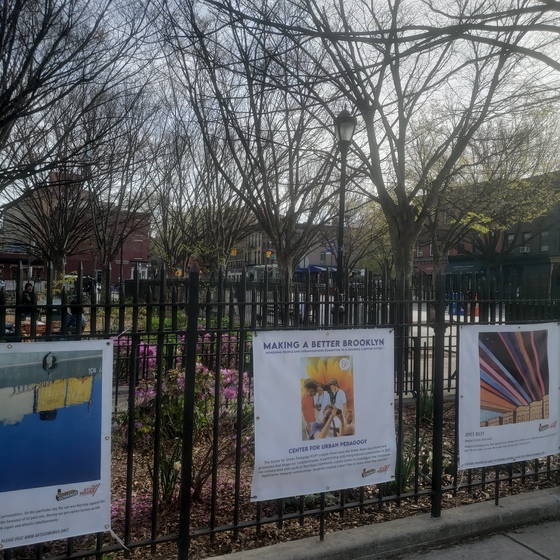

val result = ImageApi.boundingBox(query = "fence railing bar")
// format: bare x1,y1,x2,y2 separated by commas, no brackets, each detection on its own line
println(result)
177,265,200,560
209,270,225,538
430,273,446,518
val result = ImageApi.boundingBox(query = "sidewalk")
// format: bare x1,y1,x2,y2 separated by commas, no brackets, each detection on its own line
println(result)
398,519,560,559
212,488,560,560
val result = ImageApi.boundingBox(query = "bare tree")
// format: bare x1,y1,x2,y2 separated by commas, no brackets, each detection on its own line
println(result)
321,196,388,275
148,147,203,277
2,170,93,278
0,0,155,191
182,0,560,282
195,153,256,276
162,1,340,281
84,87,157,281
2,81,156,280
148,111,253,277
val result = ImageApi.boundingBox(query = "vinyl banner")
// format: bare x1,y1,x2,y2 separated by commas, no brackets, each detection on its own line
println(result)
251,329,396,502
458,323,559,470
0,341,113,550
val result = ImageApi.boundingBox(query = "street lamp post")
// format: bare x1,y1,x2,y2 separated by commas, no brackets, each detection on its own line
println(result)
119,233,125,288
334,108,357,324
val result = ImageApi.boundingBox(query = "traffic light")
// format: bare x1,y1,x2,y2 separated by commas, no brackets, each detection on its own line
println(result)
265,250,272,259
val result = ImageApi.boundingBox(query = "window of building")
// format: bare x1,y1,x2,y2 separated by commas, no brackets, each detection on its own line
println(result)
320,251,326,264
507,233,514,248
416,244,423,257
540,231,549,252
520,232,531,254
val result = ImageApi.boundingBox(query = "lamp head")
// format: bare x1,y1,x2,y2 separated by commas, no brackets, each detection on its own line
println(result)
334,109,357,143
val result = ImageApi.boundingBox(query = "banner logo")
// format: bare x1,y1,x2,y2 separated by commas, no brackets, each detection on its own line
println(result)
55,489,78,501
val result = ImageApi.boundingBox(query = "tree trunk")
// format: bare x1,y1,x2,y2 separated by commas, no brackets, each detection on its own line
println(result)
387,224,416,287
277,254,296,290
51,255,67,280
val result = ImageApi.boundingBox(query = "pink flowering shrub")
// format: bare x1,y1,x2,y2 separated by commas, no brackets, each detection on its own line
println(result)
183,328,242,369
113,336,158,381
114,329,245,383
120,364,253,504
111,495,152,533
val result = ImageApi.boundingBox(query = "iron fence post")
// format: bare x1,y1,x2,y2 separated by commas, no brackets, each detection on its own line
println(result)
178,264,200,559
431,272,446,517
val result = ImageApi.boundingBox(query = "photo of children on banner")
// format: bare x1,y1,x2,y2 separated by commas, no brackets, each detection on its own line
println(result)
308,404,340,439
314,382,331,421
301,378,318,436
301,356,355,440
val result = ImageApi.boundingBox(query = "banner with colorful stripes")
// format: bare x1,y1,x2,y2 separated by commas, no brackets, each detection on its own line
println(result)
458,323,559,469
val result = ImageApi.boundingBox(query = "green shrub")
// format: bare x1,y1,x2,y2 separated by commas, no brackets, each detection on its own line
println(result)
419,387,434,423
119,364,253,504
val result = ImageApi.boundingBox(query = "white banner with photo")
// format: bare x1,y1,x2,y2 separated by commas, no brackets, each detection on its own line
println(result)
0,340,113,550
251,329,396,502
458,323,559,470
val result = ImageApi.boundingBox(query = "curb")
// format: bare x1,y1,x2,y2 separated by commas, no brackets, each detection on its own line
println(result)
210,488,560,560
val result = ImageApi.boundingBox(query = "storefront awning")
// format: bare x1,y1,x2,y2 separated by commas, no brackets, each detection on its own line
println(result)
445,261,484,274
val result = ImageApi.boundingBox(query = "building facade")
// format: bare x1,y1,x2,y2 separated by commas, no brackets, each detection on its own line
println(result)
413,205,560,296
0,173,151,286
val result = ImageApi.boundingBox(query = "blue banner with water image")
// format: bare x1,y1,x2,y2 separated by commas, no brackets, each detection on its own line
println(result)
0,341,113,550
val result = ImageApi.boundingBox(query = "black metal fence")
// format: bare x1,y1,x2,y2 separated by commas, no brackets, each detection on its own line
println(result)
1,264,559,559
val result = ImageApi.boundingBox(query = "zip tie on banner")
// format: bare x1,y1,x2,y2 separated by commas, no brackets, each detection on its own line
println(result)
117,326,132,338
108,527,130,551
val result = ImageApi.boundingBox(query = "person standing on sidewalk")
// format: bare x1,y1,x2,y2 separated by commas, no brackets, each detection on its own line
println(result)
21,282,34,319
